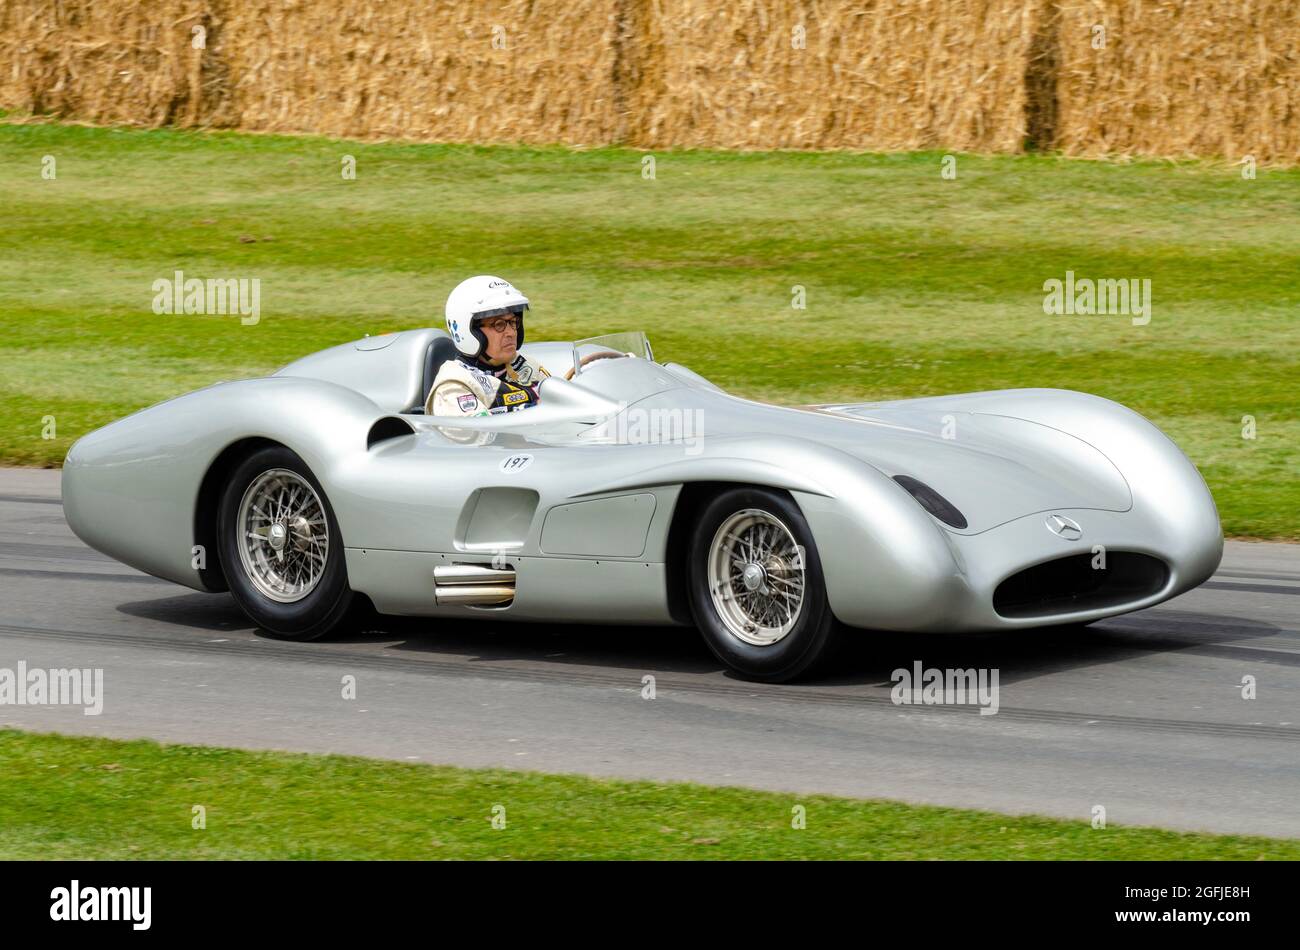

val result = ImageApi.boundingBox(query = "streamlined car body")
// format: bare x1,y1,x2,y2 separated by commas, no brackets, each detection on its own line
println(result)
62,328,1223,680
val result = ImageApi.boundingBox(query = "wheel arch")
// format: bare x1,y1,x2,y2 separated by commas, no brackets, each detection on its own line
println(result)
192,436,285,592
663,480,804,625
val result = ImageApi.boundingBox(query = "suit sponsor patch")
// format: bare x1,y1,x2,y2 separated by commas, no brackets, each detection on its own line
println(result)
502,390,529,406
457,393,479,412
466,364,499,393
509,355,534,384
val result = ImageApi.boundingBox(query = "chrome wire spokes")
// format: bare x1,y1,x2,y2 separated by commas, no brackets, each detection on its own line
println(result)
237,469,328,603
706,509,805,646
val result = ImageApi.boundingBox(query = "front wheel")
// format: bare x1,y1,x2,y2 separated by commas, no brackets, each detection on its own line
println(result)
217,445,355,640
687,488,842,682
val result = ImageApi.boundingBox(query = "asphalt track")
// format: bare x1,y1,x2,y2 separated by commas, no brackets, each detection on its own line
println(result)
1,468,1297,838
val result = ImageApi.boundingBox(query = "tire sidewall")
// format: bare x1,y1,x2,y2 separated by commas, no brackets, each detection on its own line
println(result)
687,488,838,681
217,446,353,639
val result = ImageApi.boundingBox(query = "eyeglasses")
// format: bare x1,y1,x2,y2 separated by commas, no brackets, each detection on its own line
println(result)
479,316,520,333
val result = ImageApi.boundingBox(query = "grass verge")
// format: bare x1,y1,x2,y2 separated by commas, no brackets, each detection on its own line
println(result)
1,728,1295,859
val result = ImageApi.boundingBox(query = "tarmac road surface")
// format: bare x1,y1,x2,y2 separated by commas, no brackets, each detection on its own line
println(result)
1,468,1297,837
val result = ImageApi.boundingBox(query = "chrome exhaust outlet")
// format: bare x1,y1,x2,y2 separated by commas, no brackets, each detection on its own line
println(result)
433,563,516,606
434,564,517,586
434,585,515,606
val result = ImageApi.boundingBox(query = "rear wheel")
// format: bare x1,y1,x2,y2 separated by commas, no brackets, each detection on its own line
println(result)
687,488,842,682
217,446,354,640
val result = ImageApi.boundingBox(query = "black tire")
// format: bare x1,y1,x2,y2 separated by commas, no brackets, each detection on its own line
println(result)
686,487,842,682
217,445,355,641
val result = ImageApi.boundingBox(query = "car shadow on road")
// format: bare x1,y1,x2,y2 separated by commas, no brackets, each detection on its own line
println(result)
115,591,1293,689
114,590,250,632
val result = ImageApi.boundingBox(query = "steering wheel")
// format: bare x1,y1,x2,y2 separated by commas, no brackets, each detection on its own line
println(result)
564,350,631,381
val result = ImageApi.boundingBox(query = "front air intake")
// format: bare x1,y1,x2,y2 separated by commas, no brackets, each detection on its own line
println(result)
367,415,416,449
993,552,1169,619
892,475,968,529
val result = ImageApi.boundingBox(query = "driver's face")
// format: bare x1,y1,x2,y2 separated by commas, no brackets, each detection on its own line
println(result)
480,316,518,365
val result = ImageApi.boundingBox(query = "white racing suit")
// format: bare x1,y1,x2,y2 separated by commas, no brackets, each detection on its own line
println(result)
425,353,551,417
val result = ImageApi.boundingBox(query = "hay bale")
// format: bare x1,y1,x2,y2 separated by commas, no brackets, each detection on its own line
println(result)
1052,0,1300,164
213,0,622,146
0,0,1295,163
625,0,1038,152
0,0,211,127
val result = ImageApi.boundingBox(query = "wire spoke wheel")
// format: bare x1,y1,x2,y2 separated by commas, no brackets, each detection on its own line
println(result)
236,468,329,603
706,508,805,646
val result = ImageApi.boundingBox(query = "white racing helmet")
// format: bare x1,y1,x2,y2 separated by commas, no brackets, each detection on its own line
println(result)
444,275,530,359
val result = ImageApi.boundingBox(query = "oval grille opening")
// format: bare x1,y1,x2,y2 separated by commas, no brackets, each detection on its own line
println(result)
993,552,1169,619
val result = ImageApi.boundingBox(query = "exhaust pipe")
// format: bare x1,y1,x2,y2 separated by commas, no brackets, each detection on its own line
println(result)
433,564,515,606
434,585,515,606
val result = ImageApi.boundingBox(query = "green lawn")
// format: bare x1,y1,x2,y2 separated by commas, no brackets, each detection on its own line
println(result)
1,120,1296,537
1,728,1293,859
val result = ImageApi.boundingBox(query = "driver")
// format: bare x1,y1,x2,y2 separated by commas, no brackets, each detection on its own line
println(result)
426,275,551,417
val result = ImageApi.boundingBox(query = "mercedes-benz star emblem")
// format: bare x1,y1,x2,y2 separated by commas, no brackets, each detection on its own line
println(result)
1045,513,1083,540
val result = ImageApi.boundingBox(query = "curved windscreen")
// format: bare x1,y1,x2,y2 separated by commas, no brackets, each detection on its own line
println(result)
571,331,654,375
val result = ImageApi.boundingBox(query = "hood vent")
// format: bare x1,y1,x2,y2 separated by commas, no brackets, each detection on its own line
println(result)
892,475,968,529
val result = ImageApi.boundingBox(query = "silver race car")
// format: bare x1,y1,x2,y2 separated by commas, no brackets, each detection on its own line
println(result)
62,329,1223,681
